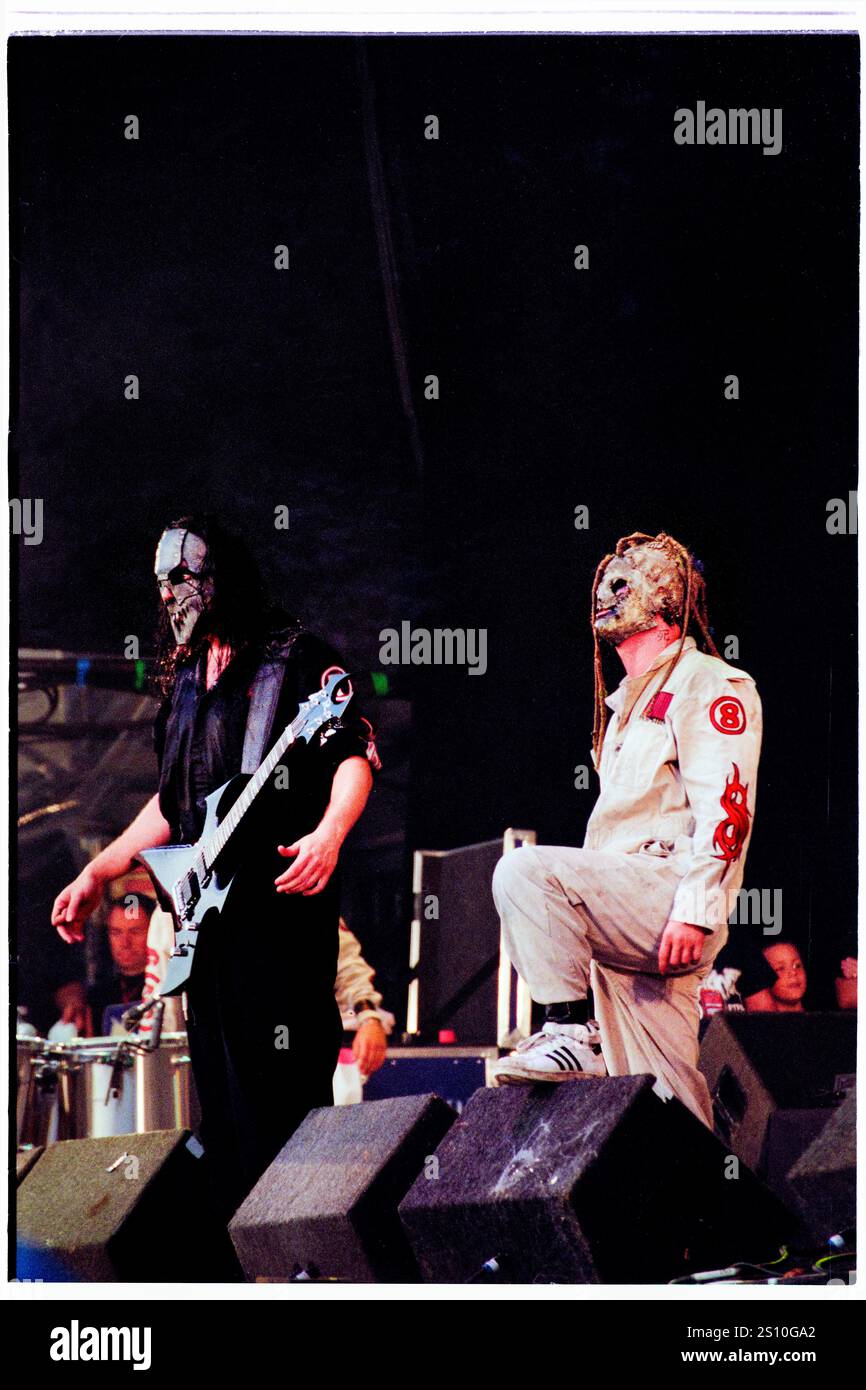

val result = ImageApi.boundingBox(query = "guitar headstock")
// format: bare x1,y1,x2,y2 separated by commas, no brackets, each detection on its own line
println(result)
294,670,354,743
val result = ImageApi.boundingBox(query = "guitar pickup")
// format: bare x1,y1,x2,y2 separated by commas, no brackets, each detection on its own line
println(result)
175,872,201,920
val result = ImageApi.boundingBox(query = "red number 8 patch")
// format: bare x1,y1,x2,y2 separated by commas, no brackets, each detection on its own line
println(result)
709,695,747,735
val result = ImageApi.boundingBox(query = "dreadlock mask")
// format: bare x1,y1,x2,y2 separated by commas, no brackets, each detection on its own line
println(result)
593,541,686,646
154,526,215,647
590,531,719,762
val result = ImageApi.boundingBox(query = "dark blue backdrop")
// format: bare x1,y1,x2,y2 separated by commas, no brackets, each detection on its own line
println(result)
10,35,858,1014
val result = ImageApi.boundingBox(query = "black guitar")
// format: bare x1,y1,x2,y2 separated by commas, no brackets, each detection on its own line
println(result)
137,671,352,997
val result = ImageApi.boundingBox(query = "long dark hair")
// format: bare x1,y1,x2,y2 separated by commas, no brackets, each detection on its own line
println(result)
151,514,297,698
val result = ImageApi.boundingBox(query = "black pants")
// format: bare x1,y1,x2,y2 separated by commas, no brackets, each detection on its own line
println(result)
185,865,343,1224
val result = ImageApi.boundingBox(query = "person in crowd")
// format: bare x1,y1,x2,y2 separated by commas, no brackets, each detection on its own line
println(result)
698,922,779,1030
744,939,808,1013
48,878,157,1039
835,956,857,1010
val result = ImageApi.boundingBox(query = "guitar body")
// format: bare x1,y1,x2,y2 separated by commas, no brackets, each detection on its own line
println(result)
137,776,246,996
136,670,353,1000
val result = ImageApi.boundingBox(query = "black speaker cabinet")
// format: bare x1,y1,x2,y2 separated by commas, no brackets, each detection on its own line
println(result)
787,1091,856,1243
398,1078,793,1284
229,1094,457,1282
17,1129,232,1282
410,839,504,1043
699,1012,856,1178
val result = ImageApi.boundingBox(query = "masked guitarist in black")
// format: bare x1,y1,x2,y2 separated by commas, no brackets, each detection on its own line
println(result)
52,515,377,1221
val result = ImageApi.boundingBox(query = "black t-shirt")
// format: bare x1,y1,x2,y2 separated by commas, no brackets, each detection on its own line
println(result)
699,923,778,1026
153,629,375,850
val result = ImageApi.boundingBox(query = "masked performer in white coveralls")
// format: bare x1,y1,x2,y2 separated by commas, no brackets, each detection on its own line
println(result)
491,531,762,1126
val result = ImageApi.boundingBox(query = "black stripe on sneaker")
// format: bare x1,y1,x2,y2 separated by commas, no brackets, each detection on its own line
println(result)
549,1051,569,1071
552,1047,579,1071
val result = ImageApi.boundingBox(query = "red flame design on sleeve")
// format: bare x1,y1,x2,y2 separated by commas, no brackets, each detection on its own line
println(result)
712,763,751,864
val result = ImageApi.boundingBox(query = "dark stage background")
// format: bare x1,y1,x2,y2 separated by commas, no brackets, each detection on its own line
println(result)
10,35,858,1023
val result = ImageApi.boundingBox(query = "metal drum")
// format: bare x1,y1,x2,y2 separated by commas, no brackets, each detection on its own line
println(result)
17,1037,47,1146
17,1032,199,1144
18,1038,136,1145
132,1032,199,1133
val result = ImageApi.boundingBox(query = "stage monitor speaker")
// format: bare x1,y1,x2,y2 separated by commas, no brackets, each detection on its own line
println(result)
398,1078,793,1284
409,838,504,1044
699,1012,856,1178
16,1129,235,1282
787,1091,856,1243
229,1094,456,1283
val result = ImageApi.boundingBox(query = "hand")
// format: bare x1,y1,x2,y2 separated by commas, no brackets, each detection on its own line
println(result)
51,867,105,943
274,827,341,896
352,1017,388,1076
658,919,707,975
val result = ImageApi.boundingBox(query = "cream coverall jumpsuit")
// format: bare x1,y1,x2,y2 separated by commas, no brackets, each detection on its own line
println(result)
492,636,762,1126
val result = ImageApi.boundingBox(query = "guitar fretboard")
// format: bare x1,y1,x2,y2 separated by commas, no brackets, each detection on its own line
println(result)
201,710,305,867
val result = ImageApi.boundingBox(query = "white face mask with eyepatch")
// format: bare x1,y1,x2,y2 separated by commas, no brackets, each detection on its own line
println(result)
154,528,215,647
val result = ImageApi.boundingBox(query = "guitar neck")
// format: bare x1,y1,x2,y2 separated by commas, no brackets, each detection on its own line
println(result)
203,716,301,866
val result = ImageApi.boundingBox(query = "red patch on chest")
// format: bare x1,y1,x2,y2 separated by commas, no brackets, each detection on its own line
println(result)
643,690,673,722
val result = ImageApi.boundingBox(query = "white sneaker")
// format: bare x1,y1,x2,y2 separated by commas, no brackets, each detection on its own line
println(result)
490,1021,607,1086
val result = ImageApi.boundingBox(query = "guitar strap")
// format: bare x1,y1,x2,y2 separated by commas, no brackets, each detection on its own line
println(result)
240,632,302,775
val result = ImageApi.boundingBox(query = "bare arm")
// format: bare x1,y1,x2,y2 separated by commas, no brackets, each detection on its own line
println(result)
51,793,172,943
318,756,374,846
